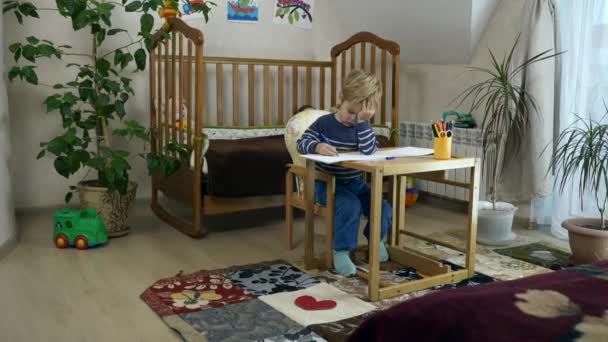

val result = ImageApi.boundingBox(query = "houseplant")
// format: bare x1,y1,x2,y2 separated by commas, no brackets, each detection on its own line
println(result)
3,0,214,237
453,36,560,245
548,113,608,264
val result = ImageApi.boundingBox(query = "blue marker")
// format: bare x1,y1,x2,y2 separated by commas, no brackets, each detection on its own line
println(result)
319,133,339,156
385,156,396,160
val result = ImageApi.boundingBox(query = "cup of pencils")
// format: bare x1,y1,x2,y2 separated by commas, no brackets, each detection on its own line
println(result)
432,120,453,160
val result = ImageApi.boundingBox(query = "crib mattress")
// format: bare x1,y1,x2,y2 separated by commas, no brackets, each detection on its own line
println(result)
204,135,291,197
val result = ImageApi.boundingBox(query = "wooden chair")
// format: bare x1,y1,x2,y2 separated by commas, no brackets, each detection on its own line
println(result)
285,109,336,270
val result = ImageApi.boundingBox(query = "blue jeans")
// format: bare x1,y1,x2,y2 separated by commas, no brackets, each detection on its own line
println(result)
315,177,392,251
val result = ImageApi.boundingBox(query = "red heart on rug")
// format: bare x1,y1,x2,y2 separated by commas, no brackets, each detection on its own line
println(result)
294,295,337,310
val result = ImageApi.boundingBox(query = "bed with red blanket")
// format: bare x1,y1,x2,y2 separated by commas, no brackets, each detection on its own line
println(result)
349,262,608,342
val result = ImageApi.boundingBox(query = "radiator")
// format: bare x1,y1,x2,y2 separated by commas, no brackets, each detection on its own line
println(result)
399,121,485,201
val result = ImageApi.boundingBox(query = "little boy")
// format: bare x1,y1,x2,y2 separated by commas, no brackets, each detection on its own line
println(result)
296,70,392,277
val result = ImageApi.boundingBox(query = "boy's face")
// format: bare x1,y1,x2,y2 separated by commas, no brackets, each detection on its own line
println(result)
336,100,363,127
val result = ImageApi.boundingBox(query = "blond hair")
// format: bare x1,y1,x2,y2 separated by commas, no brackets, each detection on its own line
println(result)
340,70,382,108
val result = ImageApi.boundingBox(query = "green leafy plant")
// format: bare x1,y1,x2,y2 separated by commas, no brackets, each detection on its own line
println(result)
2,0,214,203
453,36,561,209
548,111,608,230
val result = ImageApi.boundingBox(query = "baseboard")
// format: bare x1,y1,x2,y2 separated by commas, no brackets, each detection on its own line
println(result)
418,191,469,211
0,234,18,260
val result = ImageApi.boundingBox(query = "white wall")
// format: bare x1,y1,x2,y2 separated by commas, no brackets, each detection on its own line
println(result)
321,0,473,64
471,0,500,53
403,0,525,123
0,12,18,252
6,0,523,209
315,0,521,123
5,0,318,209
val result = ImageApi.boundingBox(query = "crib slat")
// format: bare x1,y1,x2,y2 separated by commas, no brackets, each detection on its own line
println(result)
178,33,184,144
248,64,254,126
201,54,206,128
171,32,177,153
157,44,163,155
292,66,298,115
331,57,337,109
350,45,356,70
193,44,204,229
187,41,193,146
150,45,157,154
361,42,366,70
233,63,239,126
306,66,312,106
216,63,224,126
392,55,400,137
278,65,284,125
264,65,270,125
370,46,377,124
370,45,376,76
381,49,387,124
319,66,325,110
341,53,346,87
164,40,170,154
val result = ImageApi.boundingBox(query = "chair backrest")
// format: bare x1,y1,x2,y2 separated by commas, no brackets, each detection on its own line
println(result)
285,109,330,167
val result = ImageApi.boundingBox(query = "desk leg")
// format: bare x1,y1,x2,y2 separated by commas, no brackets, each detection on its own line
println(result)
388,176,397,247
465,160,481,277
368,170,383,301
304,159,316,270
396,176,407,248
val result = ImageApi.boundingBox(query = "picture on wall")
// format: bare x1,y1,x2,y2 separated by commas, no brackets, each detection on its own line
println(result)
227,0,259,23
180,0,215,22
273,0,314,30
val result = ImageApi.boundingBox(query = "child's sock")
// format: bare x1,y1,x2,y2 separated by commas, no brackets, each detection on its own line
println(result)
379,242,389,262
333,250,356,277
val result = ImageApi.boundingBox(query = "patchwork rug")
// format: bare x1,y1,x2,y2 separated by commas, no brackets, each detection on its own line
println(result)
494,242,573,270
141,258,497,342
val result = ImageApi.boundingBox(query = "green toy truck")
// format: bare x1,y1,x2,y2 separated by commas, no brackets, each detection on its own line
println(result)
53,208,108,249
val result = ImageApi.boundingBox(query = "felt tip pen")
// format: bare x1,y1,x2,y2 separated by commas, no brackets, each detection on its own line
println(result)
319,133,339,156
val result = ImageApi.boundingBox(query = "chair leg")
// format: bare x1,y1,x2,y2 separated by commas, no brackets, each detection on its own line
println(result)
325,178,336,270
325,211,334,270
286,171,294,250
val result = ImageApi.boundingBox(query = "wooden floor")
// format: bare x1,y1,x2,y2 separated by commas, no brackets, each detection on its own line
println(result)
0,197,562,341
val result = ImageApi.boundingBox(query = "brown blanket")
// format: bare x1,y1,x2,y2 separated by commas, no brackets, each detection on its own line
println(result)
205,135,393,197
349,261,608,342
205,135,291,197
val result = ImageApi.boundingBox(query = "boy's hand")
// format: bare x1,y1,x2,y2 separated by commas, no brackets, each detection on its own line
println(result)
357,100,376,123
315,143,338,156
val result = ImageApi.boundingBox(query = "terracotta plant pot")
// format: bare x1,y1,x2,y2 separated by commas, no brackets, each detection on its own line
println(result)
562,218,608,264
77,180,138,238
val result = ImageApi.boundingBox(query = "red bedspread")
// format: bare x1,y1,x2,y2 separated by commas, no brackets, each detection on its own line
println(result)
349,262,608,342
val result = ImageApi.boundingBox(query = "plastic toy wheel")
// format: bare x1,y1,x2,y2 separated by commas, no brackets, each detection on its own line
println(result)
55,234,69,248
74,236,89,250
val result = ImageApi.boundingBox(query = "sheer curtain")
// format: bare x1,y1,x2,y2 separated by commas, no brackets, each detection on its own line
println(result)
547,0,608,239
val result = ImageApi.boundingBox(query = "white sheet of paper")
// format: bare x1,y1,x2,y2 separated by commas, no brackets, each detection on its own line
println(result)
301,146,434,164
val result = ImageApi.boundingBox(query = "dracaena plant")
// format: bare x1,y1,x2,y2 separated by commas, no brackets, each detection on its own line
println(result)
452,35,561,210
548,112,608,230
2,0,214,203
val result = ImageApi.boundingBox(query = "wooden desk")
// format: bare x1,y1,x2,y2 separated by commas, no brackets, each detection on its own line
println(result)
303,153,480,301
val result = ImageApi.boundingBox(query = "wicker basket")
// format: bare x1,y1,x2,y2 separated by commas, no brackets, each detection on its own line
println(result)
77,180,137,237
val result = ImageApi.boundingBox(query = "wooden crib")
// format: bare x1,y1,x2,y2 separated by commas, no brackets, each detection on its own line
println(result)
149,18,401,237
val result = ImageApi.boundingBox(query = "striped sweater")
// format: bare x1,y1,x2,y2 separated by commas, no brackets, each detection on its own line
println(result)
296,113,378,180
